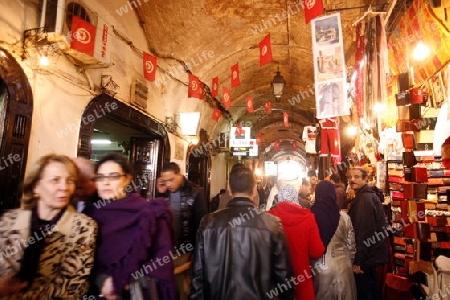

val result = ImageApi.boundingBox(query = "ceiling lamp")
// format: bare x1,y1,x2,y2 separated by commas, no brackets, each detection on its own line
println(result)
271,67,286,101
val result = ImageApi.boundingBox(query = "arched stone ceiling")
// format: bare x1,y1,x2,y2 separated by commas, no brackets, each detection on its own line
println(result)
136,0,388,154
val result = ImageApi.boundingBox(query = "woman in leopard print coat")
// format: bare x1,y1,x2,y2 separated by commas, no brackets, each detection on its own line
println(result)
0,154,98,299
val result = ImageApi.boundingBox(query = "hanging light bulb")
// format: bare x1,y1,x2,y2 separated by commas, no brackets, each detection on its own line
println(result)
39,55,49,66
413,41,430,61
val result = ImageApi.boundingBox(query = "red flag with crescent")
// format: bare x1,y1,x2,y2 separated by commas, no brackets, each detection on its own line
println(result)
71,15,96,56
143,52,157,82
231,63,240,87
256,135,262,146
265,101,271,114
283,111,289,127
223,87,232,108
246,96,254,113
188,74,201,98
212,77,219,97
274,139,280,151
259,34,273,67
212,108,221,121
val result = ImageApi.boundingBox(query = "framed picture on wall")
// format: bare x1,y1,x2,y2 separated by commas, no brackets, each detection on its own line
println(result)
429,72,446,108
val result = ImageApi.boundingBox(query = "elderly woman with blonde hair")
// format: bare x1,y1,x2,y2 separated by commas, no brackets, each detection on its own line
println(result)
0,154,97,299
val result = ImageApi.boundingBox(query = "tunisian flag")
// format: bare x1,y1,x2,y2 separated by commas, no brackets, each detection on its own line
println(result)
292,140,298,151
212,77,219,97
304,0,324,24
265,101,271,114
259,34,273,67
212,108,221,121
199,82,205,100
188,74,201,98
283,111,289,127
143,52,157,82
223,87,232,108
256,135,262,146
71,15,96,56
246,96,254,113
274,140,280,151
231,63,240,87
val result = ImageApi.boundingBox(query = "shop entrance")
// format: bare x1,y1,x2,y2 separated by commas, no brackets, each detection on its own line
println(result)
77,94,170,199
0,49,33,211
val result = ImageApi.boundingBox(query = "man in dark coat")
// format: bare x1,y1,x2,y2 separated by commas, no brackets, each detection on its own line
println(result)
348,167,388,300
157,162,208,300
189,167,294,299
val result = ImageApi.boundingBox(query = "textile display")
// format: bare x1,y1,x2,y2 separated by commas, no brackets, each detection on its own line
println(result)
387,0,450,83
311,13,349,119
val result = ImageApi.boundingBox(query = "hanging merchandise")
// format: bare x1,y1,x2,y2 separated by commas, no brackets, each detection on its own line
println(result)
311,13,349,119
318,118,341,164
302,125,318,154
354,23,365,118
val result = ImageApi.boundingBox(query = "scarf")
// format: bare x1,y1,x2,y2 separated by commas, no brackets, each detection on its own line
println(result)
311,180,340,248
17,206,66,284
277,184,299,204
85,193,174,295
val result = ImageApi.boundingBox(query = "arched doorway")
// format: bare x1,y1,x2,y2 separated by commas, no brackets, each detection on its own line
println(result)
0,48,33,211
186,128,211,201
77,94,170,199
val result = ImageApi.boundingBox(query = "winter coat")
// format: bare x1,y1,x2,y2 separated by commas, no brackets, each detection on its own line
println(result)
314,211,357,299
0,206,97,299
189,197,294,300
269,202,325,300
348,184,388,267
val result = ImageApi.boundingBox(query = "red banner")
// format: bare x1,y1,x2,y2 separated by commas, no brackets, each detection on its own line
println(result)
292,140,298,151
235,123,244,137
212,108,221,121
71,15,96,56
256,135,262,146
188,74,201,98
304,0,324,24
223,87,232,108
274,140,280,151
283,111,289,127
265,101,271,114
143,52,157,82
259,34,273,67
231,63,240,87
246,96,254,113
199,82,205,99
212,77,219,97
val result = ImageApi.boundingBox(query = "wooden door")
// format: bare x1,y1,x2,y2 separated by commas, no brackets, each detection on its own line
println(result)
129,137,161,199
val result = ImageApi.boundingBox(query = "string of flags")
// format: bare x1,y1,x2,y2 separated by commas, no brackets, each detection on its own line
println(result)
139,2,324,129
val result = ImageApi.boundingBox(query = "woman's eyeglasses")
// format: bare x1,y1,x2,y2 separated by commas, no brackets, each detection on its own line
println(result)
94,173,127,182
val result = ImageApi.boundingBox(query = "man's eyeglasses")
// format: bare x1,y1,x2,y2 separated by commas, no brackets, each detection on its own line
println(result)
94,173,127,182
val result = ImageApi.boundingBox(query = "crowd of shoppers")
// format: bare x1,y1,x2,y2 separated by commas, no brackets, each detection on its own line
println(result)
0,152,388,300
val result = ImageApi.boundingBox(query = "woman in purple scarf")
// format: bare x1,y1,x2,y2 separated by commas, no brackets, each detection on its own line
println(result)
85,153,176,300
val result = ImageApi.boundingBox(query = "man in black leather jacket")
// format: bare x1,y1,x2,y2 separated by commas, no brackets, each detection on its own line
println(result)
158,162,208,300
189,166,294,299
348,167,388,300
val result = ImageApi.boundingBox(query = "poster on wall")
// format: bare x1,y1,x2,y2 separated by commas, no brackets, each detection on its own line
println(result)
174,140,184,160
429,72,446,108
311,13,349,118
